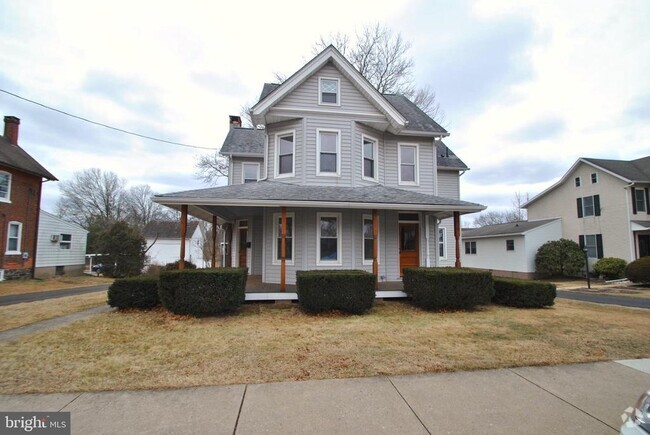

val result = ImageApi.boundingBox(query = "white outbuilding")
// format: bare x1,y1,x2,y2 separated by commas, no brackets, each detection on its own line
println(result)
35,210,88,278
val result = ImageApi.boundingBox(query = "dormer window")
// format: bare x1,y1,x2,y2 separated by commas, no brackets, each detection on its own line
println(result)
0,171,11,202
319,77,340,105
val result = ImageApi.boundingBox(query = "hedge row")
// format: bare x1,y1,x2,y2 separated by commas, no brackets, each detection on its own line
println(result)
492,277,556,308
402,267,494,310
159,268,248,315
296,270,375,314
107,276,160,309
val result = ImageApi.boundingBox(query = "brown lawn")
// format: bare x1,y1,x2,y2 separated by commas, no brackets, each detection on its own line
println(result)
0,276,113,297
0,299,648,394
0,292,108,332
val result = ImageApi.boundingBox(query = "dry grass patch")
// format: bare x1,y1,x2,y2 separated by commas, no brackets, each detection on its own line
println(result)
0,292,107,332
0,276,113,297
0,299,648,394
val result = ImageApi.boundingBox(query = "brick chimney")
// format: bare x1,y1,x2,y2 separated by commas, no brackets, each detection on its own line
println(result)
3,116,20,145
229,115,242,129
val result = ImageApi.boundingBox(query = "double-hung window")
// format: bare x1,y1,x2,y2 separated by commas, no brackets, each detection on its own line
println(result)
6,221,22,254
60,234,72,250
575,177,581,187
634,188,647,213
438,227,446,259
0,171,11,202
399,144,418,185
506,240,515,251
362,136,378,181
317,129,340,176
273,213,294,265
276,132,295,177
242,163,259,184
465,241,476,255
317,212,342,265
577,194,600,218
362,215,379,265
579,234,603,259
591,173,598,183
319,77,340,105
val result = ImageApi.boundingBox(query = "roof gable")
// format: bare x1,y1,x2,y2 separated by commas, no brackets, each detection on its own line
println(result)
252,46,408,131
142,220,200,239
0,136,57,180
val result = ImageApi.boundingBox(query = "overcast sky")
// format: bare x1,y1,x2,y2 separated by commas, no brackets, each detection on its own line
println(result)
1,0,648,222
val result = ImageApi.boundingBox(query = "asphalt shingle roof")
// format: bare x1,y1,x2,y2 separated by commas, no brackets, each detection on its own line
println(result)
142,220,199,239
220,128,265,155
383,94,447,134
0,135,57,180
157,180,483,209
437,142,468,170
462,219,559,238
583,156,650,182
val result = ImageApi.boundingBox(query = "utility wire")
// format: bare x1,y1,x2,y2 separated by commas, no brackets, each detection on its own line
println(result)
0,88,218,150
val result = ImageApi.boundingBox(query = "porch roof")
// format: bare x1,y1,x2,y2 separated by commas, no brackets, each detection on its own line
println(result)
154,180,485,221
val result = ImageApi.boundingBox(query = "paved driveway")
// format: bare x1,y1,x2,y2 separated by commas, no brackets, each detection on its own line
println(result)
2,360,648,434
0,284,110,306
557,290,650,309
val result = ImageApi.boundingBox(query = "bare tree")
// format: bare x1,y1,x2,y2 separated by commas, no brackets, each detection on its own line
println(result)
195,153,229,186
511,191,529,222
57,168,127,227
471,192,530,227
313,23,443,121
124,184,174,229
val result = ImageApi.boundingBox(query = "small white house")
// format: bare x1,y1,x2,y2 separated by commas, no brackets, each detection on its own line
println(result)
461,218,562,279
35,210,88,278
143,221,208,267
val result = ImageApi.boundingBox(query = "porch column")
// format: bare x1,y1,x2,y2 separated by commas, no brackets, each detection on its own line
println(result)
211,215,218,268
372,209,379,290
453,211,461,268
280,207,287,292
224,223,232,267
179,205,188,270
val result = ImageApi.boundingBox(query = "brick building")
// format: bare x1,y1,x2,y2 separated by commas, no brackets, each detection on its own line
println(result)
0,116,57,280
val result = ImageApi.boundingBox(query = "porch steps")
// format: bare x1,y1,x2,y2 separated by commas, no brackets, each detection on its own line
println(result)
244,291,408,302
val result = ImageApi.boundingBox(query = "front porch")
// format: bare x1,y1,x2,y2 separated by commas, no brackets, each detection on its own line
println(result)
243,275,407,301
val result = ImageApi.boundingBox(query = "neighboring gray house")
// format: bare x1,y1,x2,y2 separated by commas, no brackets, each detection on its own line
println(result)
35,210,88,278
524,156,650,262
155,46,485,293
462,218,562,279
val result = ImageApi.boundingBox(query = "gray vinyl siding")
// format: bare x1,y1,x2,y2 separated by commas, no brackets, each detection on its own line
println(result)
383,135,436,194
252,216,263,274
354,123,385,186
277,64,383,116
35,212,88,268
303,117,353,186
230,157,264,185
437,170,460,199
438,217,456,267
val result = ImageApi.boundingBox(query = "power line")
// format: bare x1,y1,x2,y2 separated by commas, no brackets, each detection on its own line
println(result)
0,88,218,151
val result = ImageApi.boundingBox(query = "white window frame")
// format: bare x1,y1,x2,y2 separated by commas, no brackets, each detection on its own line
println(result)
584,234,598,259
274,130,296,179
318,76,341,106
398,143,419,186
582,195,595,217
0,171,12,203
591,173,598,184
316,128,341,177
438,227,446,260
362,214,380,266
361,135,379,182
634,189,647,213
6,221,22,255
272,212,295,266
60,233,72,250
241,162,260,184
316,212,342,266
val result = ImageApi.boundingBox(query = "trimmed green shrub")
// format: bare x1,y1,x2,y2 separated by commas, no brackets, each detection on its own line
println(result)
625,257,650,284
403,267,493,310
593,257,627,280
158,268,247,316
107,276,160,309
162,260,197,271
492,277,556,308
296,270,375,314
535,239,584,278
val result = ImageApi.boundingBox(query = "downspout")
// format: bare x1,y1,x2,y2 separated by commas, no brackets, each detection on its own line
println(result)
259,133,269,181
625,183,635,261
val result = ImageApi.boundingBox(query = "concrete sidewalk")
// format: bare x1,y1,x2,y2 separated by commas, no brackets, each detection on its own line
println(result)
1,360,648,434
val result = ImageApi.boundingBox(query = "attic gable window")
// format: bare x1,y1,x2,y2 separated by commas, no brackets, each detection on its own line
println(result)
0,171,11,202
319,77,340,105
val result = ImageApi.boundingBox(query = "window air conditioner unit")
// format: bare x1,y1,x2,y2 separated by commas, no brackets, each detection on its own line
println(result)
50,234,60,242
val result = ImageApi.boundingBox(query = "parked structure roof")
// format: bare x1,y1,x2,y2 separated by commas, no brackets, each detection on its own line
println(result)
462,218,560,239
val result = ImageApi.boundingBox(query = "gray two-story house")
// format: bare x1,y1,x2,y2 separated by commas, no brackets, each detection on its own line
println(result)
155,46,484,294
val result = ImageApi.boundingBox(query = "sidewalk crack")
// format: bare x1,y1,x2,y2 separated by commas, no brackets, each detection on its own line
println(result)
233,384,248,435
59,393,82,412
388,377,431,435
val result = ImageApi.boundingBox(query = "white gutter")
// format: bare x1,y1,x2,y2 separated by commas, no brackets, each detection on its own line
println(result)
154,196,486,213
625,183,635,261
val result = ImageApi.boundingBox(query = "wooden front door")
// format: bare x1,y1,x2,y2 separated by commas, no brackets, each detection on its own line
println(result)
238,228,248,268
399,223,419,276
